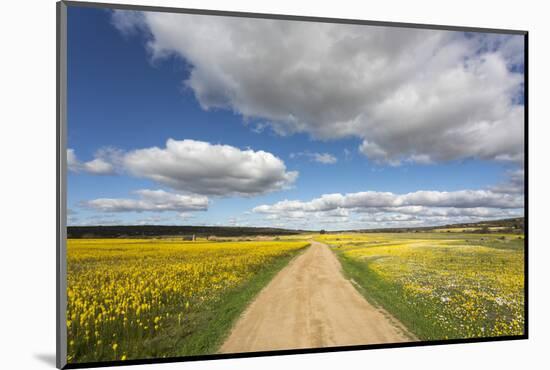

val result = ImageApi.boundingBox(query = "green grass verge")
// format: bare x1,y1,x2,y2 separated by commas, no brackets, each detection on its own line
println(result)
132,246,308,359
336,253,437,340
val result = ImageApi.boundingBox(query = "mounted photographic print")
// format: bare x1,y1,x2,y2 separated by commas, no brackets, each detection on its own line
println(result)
56,1,528,368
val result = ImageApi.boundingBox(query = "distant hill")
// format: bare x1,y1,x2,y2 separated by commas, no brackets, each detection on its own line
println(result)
67,225,306,239
345,217,525,234
67,217,525,238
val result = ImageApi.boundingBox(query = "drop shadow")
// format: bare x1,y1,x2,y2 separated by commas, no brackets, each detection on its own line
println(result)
34,353,57,367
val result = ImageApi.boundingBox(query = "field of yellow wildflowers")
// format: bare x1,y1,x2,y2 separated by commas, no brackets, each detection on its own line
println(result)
66,238,309,363
319,233,525,340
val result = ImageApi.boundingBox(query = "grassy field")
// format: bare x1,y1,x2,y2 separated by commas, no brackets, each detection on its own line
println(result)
66,238,309,363
318,233,525,340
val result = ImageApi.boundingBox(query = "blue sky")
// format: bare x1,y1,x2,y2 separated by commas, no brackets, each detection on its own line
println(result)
67,6,525,230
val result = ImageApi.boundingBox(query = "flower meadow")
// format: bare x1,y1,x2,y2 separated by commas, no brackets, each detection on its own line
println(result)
319,233,525,340
66,238,309,363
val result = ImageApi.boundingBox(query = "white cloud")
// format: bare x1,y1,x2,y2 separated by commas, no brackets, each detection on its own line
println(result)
362,214,419,223
112,11,524,165
362,206,521,219
290,151,337,164
253,189,523,215
69,139,297,197
259,207,352,229
313,153,338,164
67,148,118,175
83,158,115,174
67,149,79,172
123,139,298,196
252,187,524,230
83,189,209,213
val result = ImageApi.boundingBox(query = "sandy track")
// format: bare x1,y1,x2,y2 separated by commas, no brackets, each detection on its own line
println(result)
219,241,415,353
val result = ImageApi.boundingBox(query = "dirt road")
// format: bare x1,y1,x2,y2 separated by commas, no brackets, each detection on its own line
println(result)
219,241,415,353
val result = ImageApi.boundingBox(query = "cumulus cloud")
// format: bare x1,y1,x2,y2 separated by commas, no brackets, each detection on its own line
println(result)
123,139,298,196
252,189,524,227
290,151,337,164
112,11,524,165
69,139,297,197
260,207,352,229
360,214,420,223
83,189,209,213
253,189,523,216
67,148,119,175
252,187,524,229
